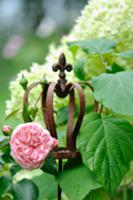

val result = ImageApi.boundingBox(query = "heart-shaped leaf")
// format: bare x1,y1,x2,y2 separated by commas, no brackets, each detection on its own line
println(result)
67,38,117,54
32,173,57,200
11,179,39,200
56,162,100,200
77,113,133,198
92,71,133,116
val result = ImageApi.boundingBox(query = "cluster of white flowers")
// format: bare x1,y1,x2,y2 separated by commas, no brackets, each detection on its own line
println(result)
68,0,133,51
6,0,133,122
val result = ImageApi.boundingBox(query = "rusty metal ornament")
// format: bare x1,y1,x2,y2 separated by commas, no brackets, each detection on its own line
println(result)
23,53,98,200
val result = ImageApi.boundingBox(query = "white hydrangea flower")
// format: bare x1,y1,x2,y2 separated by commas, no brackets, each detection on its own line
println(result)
68,0,133,51
6,0,133,122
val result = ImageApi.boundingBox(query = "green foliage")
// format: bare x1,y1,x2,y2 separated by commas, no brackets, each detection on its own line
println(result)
77,113,133,198
32,173,57,200
68,38,117,55
2,36,133,200
0,176,11,197
10,164,22,176
56,162,101,200
73,58,87,80
3,1,133,198
106,63,124,74
116,50,133,58
41,154,58,175
11,178,39,200
84,189,108,200
92,71,133,116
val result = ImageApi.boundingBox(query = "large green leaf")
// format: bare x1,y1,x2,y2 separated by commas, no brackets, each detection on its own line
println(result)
92,71,133,116
77,113,133,198
67,38,117,54
56,163,100,200
11,178,39,200
116,50,133,58
32,173,57,200
0,176,11,197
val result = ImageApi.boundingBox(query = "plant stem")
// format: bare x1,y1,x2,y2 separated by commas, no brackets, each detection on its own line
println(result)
123,187,128,200
99,53,107,70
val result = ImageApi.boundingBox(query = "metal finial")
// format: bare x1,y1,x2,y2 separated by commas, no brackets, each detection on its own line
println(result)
52,53,72,88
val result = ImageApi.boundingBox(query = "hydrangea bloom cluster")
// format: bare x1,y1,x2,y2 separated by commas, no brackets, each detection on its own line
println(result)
10,122,58,169
69,0,133,51
6,0,133,122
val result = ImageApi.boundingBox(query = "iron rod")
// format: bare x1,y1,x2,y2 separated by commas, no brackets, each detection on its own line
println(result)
58,159,62,200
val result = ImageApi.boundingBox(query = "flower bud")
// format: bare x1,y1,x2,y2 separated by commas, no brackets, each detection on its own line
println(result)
28,105,38,119
19,74,28,90
2,125,12,136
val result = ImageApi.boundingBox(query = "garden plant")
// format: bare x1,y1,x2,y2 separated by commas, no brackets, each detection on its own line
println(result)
0,0,133,200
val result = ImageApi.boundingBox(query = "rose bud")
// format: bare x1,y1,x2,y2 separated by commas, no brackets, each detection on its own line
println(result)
10,122,58,169
2,125,12,136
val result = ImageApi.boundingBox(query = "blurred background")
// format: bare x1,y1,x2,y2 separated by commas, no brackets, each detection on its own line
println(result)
0,0,88,121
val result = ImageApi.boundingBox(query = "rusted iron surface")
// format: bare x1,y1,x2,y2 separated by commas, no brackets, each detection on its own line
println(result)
23,53,87,158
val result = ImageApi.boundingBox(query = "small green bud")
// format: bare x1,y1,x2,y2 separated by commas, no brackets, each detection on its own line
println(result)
19,74,28,90
28,105,38,119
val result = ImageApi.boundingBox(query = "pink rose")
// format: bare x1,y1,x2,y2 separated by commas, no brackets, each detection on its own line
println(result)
10,122,58,169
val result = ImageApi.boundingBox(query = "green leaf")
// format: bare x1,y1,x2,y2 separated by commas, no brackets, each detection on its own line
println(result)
69,45,79,57
41,154,58,175
0,138,10,154
92,71,133,116
77,113,133,198
56,107,69,125
84,189,108,200
67,38,117,54
32,173,57,200
10,164,22,176
11,179,39,200
56,163,100,200
5,108,21,121
116,50,133,58
73,58,86,80
106,63,124,74
0,176,11,197
63,157,82,170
